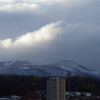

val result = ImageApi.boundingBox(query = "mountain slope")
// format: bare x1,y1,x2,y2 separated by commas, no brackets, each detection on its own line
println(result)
0,60,99,79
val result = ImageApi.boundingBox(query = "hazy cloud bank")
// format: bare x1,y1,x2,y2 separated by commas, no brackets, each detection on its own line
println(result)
0,0,100,69
0,21,100,69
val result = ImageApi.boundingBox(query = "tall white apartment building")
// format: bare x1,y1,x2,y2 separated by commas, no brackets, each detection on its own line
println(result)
46,77,66,100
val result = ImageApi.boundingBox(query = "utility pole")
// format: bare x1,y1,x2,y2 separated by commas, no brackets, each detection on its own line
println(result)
67,71,70,100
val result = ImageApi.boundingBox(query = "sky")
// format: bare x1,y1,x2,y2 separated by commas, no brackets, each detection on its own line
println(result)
0,0,100,69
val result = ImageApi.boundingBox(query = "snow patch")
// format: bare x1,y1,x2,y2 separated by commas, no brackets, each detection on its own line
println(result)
5,60,16,66
19,67,30,69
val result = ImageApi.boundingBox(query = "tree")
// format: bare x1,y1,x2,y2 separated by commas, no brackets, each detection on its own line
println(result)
21,91,39,100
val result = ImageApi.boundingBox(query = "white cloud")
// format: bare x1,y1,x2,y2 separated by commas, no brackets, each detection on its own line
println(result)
0,21,64,48
0,20,100,52
0,0,14,3
0,3,39,12
0,0,56,4
0,39,12,48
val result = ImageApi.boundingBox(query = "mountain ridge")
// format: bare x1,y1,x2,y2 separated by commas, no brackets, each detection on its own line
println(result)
0,60,99,79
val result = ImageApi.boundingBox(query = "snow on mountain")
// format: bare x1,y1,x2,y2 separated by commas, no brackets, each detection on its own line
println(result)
0,60,99,79
36,60,95,78
3,60,36,69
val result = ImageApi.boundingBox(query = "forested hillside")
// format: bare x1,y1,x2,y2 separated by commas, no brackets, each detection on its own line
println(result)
0,75,99,96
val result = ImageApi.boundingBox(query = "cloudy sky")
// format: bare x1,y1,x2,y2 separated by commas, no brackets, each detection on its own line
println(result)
0,0,100,69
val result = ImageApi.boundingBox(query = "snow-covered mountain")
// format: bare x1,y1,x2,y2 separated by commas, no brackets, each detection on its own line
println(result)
0,60,99,79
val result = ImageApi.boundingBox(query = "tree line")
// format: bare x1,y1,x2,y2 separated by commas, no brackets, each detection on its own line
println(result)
0,75,99,96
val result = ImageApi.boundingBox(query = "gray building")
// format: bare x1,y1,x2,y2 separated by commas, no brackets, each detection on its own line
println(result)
46,77,66,100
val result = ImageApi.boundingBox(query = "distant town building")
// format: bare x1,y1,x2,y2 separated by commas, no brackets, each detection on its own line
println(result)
66,91,81,97
11,95,20,100
0,98,10,100
46,77,66,100
84,92,92,97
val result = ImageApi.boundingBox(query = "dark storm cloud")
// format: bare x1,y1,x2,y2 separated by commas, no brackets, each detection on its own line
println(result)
0,0,100,69
0,0,100,39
